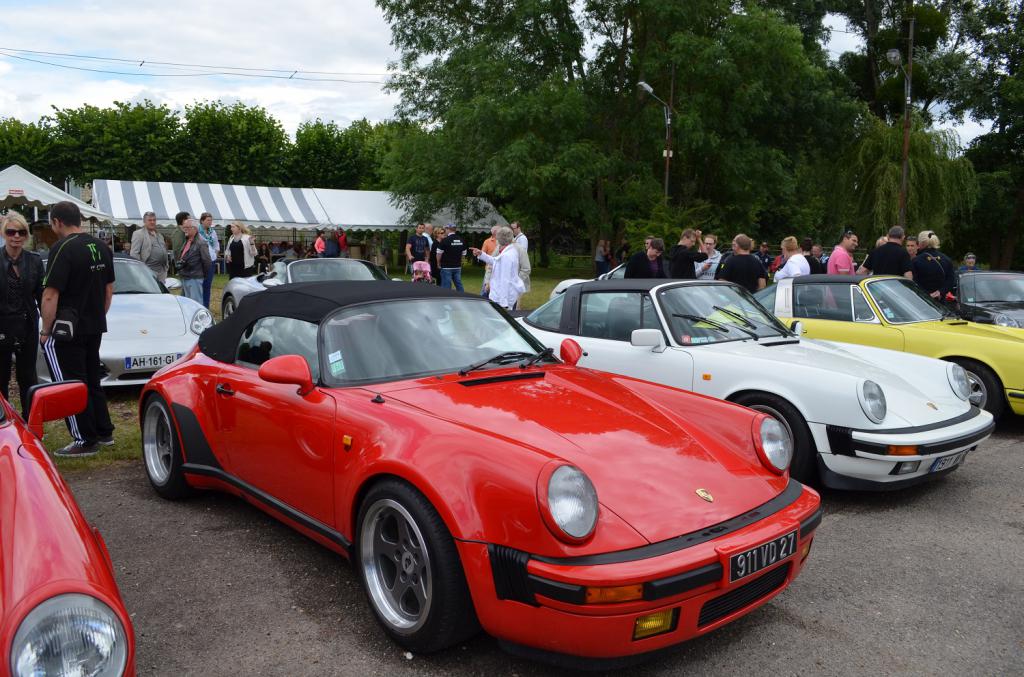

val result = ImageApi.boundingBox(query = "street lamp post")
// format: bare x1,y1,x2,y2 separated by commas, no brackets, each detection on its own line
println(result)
887,16,915,231
638,71,675,200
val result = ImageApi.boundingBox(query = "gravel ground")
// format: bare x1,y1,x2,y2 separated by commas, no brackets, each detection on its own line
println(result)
66,416,1024,676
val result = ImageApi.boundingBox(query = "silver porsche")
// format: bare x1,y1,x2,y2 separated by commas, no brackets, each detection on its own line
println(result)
37,256,214,386
221,258,390,318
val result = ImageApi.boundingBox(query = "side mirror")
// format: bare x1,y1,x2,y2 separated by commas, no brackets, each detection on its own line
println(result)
790,320,804,336
559,339,584,366
258,355,315,396
630,328,666,353
26,381,88,438
164,277,182,290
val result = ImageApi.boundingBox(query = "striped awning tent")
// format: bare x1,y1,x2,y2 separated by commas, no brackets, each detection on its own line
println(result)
92,179,329,228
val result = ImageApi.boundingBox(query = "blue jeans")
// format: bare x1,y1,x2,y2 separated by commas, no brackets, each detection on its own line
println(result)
202,262,215,308
440,268,463,292
182,277,203,304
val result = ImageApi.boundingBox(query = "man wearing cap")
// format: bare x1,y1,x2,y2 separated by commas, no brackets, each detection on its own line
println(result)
958,253,980,273
436,224,467,292
129,211,169,282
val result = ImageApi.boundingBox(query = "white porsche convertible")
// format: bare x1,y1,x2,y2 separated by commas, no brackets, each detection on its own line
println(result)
519,279,995,490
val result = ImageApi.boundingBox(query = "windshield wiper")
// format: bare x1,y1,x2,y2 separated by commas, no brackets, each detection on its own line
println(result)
674,312,758,340
712,305,757,329
114,290,151,294
520,347,555,368
459,351,536,376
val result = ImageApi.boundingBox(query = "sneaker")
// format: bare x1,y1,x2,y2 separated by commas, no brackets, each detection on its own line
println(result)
97,435,115,447
54,441,100,457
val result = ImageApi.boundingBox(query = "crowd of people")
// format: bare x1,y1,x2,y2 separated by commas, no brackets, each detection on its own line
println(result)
621,225,975,300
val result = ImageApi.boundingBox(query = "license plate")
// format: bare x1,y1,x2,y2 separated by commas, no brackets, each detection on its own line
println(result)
730,531,797,583
930,449,969,472
124,353,181,371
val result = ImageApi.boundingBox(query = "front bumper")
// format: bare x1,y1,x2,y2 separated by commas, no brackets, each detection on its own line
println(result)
35,336,199,387
457,481,820,662
809,406,995,490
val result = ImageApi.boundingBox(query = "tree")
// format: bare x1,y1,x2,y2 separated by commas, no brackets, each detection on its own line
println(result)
0,118,58,181
47,101,182,184
287,119,363,189
179,101,290,186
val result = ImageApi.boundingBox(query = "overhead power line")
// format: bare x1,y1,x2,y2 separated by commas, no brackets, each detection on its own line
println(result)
0,46,394,84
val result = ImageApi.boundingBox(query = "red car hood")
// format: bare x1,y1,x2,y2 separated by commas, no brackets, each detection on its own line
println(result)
380,366,785,544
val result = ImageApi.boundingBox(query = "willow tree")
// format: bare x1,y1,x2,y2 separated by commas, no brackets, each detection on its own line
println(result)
838,115,977,239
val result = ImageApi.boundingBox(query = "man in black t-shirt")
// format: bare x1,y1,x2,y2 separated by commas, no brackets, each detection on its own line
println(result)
668,228,708,279
404,223,429,274
716,234,768,293
39,201,116,457
436,224,467,291
857,226,913,278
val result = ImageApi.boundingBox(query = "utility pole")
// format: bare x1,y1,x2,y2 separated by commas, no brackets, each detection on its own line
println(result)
897,14,915,231
663,64,675,201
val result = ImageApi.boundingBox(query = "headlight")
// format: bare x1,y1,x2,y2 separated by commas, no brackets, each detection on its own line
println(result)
10,594,128,677
993,313,1019,328
858,380,887,423
752,416,792,474
544,465,598,541
190,308,213,334
947,363,971,401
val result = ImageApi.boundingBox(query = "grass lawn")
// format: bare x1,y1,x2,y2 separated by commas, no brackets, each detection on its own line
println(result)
32,261,589,472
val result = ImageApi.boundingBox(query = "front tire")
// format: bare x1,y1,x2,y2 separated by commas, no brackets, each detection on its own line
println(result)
951,358,1004,418
141,394,194,499
356,480,478,653
735,393,815,483
222,294,236,318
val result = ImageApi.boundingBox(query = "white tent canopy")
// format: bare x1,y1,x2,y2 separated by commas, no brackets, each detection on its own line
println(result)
92,178,505,233
0,165,113,223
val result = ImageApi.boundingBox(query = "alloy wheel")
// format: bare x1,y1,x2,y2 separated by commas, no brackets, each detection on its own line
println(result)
964,370,988,409
142,403,173,485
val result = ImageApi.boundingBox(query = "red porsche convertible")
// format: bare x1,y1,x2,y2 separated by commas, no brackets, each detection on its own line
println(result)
2,382,135,677
140,282,821,665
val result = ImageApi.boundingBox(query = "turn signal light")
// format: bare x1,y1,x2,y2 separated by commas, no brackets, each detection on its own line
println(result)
586,584,643,604
887,445,918,456
633,608,678,640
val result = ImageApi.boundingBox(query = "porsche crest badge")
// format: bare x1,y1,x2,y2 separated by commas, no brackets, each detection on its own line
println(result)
927,402,938,410
695,488,714,503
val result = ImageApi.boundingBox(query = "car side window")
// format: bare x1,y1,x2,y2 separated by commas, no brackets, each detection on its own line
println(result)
579,292,643,341
236,316,320,381
793,283,853,321
852,287,877,322
641,295,661,329
526,293,565,331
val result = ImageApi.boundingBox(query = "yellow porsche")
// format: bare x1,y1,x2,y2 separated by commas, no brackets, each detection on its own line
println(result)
756,275,1024,418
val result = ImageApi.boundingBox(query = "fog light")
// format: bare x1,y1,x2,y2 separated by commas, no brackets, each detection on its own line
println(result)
800,541,812,562
888,445,918,456
894,461,921,475
586,584,643,604
633,608,678,640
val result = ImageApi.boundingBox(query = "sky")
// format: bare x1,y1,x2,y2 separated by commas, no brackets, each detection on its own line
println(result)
0,2,989,144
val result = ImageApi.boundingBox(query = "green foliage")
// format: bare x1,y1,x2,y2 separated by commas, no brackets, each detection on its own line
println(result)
0,118,56,180
179,101,290,185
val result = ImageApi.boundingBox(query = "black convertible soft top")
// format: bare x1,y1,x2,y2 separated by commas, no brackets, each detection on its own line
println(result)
199,281,475,363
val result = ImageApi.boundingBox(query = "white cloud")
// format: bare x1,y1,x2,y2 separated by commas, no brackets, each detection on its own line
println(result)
0,0,401,134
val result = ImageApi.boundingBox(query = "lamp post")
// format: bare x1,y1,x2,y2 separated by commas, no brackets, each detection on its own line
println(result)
638,72,675,200
887,16,915,231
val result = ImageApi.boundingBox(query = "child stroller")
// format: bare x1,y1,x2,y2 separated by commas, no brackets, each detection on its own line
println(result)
411,260,433,283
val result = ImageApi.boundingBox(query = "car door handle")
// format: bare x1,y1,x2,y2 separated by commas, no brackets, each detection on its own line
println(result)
216,383,235,396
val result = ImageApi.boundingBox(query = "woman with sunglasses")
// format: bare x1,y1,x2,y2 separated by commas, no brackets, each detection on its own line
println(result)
0,212,44,417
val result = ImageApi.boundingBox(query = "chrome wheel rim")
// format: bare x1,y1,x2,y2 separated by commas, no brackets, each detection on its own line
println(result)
964,370,988,409
223,297,235,318
142,403,173,485
360,499,432,634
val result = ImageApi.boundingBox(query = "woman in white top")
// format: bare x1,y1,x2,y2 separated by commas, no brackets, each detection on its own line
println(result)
773,236,810,281
224,221,258,278
471,226,525,309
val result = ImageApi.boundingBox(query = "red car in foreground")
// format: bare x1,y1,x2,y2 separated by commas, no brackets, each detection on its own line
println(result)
2,382,135,677
140,281,821,665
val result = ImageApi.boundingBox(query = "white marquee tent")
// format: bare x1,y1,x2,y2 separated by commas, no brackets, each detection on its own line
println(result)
92,178,505,232
0,165,112,222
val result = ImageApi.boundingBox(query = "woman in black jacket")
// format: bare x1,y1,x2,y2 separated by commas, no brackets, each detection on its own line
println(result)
0,212,44,416
911,230,956,299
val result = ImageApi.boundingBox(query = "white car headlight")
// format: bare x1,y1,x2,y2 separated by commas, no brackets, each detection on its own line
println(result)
11,594,128,677
546,465,598,540
993,313,1019,328
190,308,213,334
858,380,887,423
947,363,971,401
755,417,793,474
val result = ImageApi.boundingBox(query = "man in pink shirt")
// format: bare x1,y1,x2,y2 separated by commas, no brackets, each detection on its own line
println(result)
827,231,859,275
